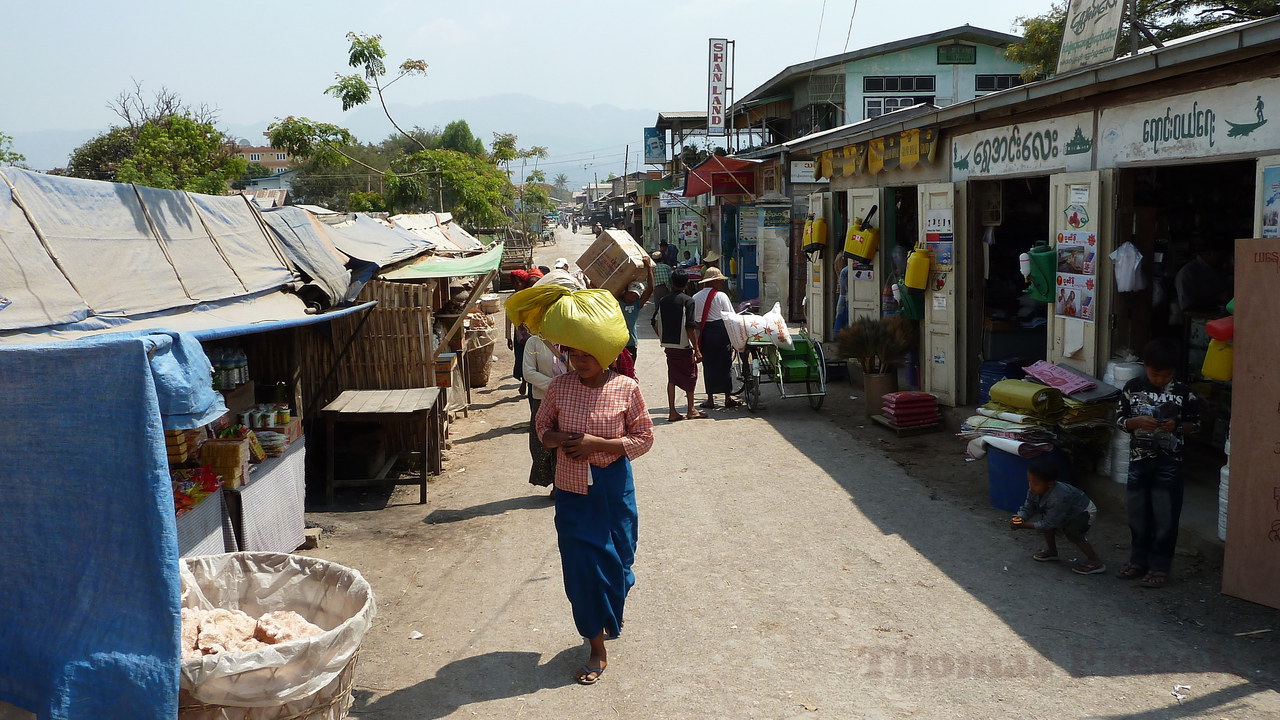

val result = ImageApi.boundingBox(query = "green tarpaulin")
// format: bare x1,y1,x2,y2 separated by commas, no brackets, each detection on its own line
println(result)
381,243,505,280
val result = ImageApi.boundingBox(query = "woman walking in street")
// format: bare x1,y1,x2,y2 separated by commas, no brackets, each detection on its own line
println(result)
521,334,567,495
691,267,741,409
536,345,654,685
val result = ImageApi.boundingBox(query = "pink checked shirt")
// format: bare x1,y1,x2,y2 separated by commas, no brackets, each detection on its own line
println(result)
535,370,654,494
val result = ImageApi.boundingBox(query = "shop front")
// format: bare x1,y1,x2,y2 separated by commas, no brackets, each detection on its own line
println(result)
810,126,955,402
1096,76,1280,454
949,112,1102,404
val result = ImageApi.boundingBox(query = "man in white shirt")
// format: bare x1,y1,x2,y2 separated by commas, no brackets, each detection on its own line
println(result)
690,267,741,409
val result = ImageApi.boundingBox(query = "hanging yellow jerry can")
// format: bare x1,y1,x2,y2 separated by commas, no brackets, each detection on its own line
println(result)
802,214,828,252
1201,339,1233,381
904,245,931,296
842,205,880,262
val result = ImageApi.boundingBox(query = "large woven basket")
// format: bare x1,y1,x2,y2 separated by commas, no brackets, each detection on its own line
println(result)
466,339,496,387
178,652,358,720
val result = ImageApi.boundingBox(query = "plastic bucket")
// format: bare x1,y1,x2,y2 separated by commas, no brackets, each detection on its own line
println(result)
986,447,1071,513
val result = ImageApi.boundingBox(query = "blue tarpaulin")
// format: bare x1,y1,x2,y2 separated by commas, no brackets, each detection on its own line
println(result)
0,329,227,720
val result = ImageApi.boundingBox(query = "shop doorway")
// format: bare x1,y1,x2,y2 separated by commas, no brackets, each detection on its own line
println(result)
881,186,918,316
965,177,1051,399
1114,160,1252,452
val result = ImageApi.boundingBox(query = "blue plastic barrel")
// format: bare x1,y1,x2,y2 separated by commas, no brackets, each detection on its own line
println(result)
986,447,1072,513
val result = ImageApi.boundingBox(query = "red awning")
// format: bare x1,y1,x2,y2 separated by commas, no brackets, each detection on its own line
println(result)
682,156,762,197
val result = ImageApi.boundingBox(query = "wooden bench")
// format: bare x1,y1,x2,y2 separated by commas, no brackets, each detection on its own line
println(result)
322,388,445,505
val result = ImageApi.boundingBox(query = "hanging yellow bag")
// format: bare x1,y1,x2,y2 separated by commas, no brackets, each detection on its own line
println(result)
505,285,629,368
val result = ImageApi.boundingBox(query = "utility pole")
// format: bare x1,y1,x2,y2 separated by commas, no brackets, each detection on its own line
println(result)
622,145,629,229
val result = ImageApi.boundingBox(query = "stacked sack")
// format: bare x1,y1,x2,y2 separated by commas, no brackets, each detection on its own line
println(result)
880,391,941,428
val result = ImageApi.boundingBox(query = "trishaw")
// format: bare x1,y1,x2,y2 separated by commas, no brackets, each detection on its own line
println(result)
735,327,827,411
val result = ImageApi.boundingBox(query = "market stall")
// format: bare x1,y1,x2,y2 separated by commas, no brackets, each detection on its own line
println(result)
0,167,371,719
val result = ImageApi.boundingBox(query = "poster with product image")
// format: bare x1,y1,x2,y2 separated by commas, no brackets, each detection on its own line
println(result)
1054,228,1096,322
1054,273,1096,322
1056,230,1098,274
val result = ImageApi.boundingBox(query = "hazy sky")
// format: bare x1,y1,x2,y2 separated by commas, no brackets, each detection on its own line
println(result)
3,0,1045,163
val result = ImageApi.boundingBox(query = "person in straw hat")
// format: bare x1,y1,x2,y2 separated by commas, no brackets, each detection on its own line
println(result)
690,266,741,409
650,250,673,305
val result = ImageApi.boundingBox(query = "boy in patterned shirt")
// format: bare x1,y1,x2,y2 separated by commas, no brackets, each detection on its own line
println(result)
1114,338,1200,588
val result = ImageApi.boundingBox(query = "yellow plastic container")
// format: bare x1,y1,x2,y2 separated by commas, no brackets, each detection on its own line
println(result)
802,215,827,252
843,220,880,263
1201,339,1233,381
904,246,931,294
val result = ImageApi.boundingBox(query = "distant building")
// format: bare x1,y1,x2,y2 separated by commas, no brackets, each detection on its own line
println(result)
234,134,294,174
728,25,1024,145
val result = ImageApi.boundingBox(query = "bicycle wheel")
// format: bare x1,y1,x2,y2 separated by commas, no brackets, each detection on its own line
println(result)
807,339,826,410
745,360,762,412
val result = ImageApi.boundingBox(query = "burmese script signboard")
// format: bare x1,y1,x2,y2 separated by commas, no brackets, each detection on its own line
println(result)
1098,78,1277,164
950,113,1094,180
1056,0,1125,74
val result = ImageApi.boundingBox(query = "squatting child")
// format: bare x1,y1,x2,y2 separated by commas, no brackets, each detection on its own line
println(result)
1010,459,1106,575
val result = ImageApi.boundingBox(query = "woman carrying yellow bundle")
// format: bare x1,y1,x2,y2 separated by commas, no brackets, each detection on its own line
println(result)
505,285,654,686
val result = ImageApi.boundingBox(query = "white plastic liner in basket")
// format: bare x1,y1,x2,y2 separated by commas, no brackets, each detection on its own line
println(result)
180,552,376,706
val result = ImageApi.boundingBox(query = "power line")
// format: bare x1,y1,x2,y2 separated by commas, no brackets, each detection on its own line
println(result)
814,0,827,58
843,0,860,53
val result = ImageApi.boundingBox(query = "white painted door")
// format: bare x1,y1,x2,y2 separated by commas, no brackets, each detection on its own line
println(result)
1047,170,1111,374
847,187,881,322
806,192,830,337
918,182,966,406
1254,155,1280,238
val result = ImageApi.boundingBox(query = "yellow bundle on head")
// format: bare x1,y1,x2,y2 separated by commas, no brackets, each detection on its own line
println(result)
505,285,629,367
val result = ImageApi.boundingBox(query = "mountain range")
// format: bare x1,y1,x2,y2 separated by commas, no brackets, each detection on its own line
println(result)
9,94,664,190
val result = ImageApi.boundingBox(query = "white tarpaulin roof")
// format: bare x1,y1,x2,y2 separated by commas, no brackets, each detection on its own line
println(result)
391,212,484,252
259,206,354,304
315,213,436,268
0,168,311,340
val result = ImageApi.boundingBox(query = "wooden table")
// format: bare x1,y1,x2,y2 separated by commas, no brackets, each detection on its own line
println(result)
322,388,445,505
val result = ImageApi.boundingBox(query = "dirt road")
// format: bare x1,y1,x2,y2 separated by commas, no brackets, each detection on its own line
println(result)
308,226,1280,719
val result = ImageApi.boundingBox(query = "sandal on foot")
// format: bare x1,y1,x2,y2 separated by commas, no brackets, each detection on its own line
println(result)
1032,550,1059,562
1115,564,1147,580
1139,571,1168,588
685,410,708,420
724,398,743,408
1072,562,1107,575
667,414,684,422
698,401,717,410
576,664,605,685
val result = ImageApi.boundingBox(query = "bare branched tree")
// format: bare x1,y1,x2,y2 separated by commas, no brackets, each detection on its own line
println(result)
108,79,219,128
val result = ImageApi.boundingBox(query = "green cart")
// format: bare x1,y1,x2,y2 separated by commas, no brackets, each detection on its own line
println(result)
735,328,826,411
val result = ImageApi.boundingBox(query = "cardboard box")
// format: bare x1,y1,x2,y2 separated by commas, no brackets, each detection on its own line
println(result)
220,381,256,415
256,416,303,444
576,229,648,296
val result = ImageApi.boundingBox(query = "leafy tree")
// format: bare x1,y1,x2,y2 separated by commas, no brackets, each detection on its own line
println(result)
65,127,139,181
0,131,26,166
289,142,392,210
115,115,246,195
347,190,387,212
271,33,525,225
1006,2,1067,81
1007,0,1279,80
437,120,485,156
63,85,236,188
